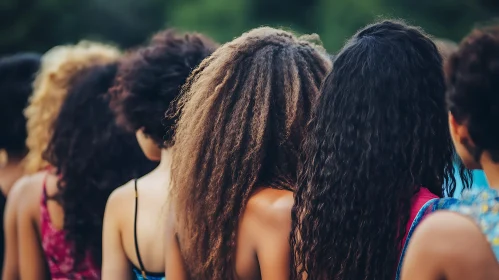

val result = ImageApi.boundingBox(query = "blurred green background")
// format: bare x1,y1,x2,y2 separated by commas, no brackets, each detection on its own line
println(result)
1,0,498,55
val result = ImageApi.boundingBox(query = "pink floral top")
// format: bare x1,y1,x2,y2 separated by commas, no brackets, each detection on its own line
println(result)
40,176,101,279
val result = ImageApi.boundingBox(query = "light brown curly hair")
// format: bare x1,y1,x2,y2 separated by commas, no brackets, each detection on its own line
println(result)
23,41,120,174
170,27,332,279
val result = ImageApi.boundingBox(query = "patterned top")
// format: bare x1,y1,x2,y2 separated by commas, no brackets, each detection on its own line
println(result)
40,177,101,280
448,188,499,260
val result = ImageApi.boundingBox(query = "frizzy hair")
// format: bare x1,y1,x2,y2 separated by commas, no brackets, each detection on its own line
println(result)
446,27,499,162
291,20,470,280
43,63,155,265
23,41,120,174
170,27,332,279
110,29,218,146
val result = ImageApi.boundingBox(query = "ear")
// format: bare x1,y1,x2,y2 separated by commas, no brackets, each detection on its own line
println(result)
137,127,149,139
448,112,474,146
448,112,459,137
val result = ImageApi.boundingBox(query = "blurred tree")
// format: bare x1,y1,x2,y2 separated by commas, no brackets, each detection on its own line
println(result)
0,0,498,55
0,0,166,54
166,0,251,44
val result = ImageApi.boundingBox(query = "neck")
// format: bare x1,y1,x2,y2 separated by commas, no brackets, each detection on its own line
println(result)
481,153,499,190
157,148,173,171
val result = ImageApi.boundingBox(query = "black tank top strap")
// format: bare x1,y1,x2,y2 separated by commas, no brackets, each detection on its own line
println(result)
133,178,148,279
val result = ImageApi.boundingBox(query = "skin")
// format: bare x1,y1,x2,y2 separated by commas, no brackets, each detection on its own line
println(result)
165,187,293,280
401,113,499,280
1,156,25,279
0,156,25,196
3,171,54,280
102,131,168,279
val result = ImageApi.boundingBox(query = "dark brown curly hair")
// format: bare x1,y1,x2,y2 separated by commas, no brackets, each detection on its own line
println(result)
292,20,470,280
111,29,218,146
446,26,499,162
43,63,156,266
170,27,332,279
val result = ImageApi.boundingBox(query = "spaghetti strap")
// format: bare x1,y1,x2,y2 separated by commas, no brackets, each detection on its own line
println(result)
133,179,148,279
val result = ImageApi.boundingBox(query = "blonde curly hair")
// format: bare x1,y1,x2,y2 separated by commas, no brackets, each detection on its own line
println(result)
23,41,120,174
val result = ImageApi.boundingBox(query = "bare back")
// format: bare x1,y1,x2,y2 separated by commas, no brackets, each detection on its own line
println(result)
103,167,170,279
165,187,293,280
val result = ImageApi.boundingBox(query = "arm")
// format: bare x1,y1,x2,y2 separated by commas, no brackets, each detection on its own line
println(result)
2,177,27,280
165,210,188,280
102,190,132,280
401,211,499,280
17,184,48,280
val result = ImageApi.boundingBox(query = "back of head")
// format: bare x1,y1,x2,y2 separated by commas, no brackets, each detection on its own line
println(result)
43,63,155,266
446,27,499,162
292,20,465,279
111,29,219,147
24,41,120,174
0,53,41,156
171,27,331,279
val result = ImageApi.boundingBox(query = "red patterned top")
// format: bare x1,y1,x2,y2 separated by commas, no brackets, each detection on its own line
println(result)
40,176,101,279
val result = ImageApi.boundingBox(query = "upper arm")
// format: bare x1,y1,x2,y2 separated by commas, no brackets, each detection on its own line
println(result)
254,195,293,280
102,187,132,280
2,176,28,280
165,210,188,280
401,211,499,280
16,179,48,280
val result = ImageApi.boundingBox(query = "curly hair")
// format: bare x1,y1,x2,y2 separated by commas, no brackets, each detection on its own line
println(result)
446,27,499,162
111,29,218,147
0,53,41,155
43,63,156,266
170,27,332,279
291,20,471,280
24,41,120,174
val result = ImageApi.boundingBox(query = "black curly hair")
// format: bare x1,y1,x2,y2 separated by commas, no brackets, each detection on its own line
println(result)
291,20,471,280
446,27,499,162
110,29,218,147
43,63,156,266
0,53,41,155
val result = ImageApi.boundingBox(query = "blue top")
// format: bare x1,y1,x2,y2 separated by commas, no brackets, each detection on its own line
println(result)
396,197,459,279
448,188,499,260
396,187,499,280
451,164,488,198
132,266,165,280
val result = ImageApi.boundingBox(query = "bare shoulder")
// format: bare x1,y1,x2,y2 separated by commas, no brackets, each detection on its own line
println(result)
406,211,499,278
245,188,294,230
10,172,46,206
105,179,135,217
7,171,48,224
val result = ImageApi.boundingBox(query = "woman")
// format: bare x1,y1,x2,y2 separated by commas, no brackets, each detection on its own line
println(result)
0,53,40,195
291,20,469,280
0,52,40,275
14,63,155,279
102,29,217,280
3,42,120,279
165,27,331,280
434,38,489,197
402,27,499,280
